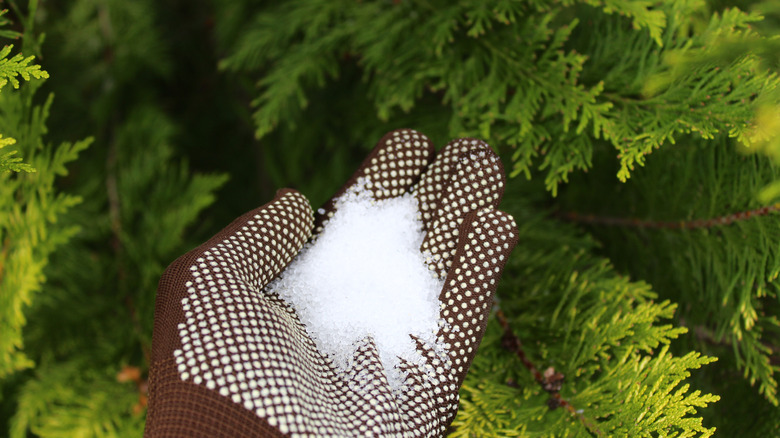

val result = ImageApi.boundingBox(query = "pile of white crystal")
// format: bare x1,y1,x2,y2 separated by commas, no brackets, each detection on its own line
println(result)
267,180,445,392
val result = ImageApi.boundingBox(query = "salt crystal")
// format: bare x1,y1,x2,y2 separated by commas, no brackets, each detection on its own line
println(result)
267,179,446,392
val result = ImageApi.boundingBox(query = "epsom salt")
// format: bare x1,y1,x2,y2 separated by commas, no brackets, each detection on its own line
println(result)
267,180,445,392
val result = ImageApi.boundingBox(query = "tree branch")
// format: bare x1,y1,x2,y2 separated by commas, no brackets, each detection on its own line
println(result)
496,309,605,437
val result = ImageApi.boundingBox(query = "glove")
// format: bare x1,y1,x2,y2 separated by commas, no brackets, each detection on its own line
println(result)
145,129,519,437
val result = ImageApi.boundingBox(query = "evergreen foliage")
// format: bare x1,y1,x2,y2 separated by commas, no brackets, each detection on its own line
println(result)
559,138,780,405
0,134,32,173
0,0,86,379
0,1,227,435
0,43,48,92
0,7,46,173
0,87,88,378
450,180,720,437
218,0,780,194
2,0,780,436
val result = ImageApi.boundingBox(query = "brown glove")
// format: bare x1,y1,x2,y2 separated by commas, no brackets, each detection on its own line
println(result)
145,129,519,437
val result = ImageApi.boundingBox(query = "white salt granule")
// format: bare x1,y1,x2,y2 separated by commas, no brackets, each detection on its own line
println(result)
267,180,446,392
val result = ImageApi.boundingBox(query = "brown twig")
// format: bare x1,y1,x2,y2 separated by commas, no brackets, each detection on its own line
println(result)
559,203,780,230
495,309,605,437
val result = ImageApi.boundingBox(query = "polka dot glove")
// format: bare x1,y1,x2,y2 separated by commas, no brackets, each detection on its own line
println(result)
145,129,519,437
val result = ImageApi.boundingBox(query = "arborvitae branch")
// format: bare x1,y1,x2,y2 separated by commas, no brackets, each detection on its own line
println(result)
0,9,47,174
560,203,780,229
449,179,718,437
222,1,780,194
0,134,32,172
495,308,607,437
0,32,88,378
560,137,780,405
0,44,47,91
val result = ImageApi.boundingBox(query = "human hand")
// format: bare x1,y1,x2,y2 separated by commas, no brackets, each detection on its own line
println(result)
145,129,518,437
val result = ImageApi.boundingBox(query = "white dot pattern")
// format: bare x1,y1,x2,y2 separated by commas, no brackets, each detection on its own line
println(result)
437,209,517,385
150,132,519,438
421,148,505,279
414,138,497,226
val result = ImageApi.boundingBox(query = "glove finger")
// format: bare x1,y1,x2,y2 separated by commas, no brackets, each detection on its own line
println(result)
396,336,458,435
413,138,499,229
314,129,434,234
394,208,517,432
437,208,518,387
341,336,408,435
420,145,506,278
339,336,451,436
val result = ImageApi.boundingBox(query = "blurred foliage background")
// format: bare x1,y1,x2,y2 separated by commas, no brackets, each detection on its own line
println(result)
2,0,780,436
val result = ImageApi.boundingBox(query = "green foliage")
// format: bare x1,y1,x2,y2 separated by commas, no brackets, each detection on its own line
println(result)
1,1,228,436
559,137,780,406
450,182,718,437
9,106,227,437
0,134,33,172
0,44,48,92
0,7,21,40
0,70,89,379
11,359,145,438
219,0,780,195
577,4,776,184
0,7,48,174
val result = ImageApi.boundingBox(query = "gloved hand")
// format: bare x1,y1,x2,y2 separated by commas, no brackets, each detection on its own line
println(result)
145,129,518,437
